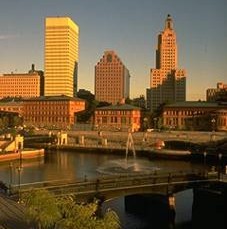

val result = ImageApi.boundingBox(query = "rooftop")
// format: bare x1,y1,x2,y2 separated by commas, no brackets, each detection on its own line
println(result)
165,101,226,108
96,103,141,111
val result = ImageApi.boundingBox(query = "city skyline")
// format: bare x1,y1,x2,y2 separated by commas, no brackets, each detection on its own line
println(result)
0,0,226,101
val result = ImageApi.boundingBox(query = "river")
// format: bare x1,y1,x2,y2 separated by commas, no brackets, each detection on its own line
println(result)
0,150,210,228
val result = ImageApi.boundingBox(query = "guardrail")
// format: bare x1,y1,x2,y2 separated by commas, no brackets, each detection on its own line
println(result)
9,169,218,199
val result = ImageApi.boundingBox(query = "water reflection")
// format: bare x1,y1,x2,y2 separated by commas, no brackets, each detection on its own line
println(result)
0,151,203,228
102,189,193,229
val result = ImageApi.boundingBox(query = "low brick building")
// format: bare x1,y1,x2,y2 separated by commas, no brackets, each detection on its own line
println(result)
94,104,141,132
22,95,85,129
162,101,227,131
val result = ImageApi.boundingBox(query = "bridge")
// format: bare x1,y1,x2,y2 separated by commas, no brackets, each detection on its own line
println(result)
9,169,219,202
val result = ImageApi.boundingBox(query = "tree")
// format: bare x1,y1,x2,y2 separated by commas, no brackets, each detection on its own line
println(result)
23,189,61,229
22,189,120,229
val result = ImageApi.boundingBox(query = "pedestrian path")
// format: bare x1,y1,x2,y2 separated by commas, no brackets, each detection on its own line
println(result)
0,193,29,229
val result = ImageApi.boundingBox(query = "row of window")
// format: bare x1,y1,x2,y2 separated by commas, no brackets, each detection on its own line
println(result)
25,117,70,123
165,110,206,116
98,116,131,124
96,110,132,115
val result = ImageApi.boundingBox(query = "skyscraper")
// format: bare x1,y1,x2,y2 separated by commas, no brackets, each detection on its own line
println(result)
95,50,130,104
44,17,79,97
147,15,186,112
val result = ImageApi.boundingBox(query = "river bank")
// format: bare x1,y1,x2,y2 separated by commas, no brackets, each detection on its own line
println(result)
0,149,44,163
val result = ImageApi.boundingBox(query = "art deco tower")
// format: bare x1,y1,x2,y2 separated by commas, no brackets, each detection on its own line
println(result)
95,50,131,104
147,15,186,112
44,17,79,97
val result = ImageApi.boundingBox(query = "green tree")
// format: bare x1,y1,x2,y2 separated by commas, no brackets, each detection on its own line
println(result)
22,189,61,229
22,189,120,229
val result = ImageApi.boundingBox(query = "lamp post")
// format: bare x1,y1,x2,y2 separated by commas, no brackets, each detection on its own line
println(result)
218,153,222,180
17,149,22,203
9,162,13,195
203,151,207,169
211,118,216,132
210,118,216,141
193,111,197,131
143,117,148,131
153,117,157,130
17,166,21,203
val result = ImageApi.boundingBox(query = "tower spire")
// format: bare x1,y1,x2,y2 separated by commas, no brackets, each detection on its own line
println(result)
165,14,173,30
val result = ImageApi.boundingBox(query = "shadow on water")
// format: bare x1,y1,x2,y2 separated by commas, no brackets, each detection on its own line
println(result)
102,189,193,229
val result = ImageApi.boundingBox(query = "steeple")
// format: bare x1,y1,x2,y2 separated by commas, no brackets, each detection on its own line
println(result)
165,14,173,30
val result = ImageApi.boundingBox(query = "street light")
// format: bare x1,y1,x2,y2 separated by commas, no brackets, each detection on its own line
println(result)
211,118,216,132
17,149,22,203
210,118,216,141
9,162,13,195
17,166,22,203
203,151,207,169
153,117,157,130
218,153,222,180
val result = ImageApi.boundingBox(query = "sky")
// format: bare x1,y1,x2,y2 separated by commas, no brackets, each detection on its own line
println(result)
0,0,227,101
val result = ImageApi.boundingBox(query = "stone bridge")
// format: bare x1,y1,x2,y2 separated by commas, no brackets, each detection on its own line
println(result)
10,170,219,202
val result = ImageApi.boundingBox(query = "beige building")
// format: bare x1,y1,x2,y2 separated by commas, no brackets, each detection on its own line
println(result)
147,15,186,112
95,50,130,104
44,17,79,97
0,72,41,99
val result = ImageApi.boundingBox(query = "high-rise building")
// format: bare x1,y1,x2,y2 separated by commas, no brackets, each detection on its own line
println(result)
147,15,186,112
95,50,130,104
44,17,79,97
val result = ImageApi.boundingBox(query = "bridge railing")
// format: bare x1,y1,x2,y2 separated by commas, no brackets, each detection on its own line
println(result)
9,169,218,198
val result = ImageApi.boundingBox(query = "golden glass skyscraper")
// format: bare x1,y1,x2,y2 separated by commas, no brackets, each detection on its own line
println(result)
147,15,186,112
44,17,79,97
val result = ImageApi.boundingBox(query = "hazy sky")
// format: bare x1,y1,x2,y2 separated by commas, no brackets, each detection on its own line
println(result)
0,0,226,100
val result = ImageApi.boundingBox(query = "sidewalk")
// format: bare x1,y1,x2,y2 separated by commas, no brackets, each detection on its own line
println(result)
0,193,30,229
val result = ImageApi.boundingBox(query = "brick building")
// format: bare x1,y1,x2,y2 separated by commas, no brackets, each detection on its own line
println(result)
22,95,85,129
162,101,227,131
0,100,23,116
95,50,130,104
94,103,141,132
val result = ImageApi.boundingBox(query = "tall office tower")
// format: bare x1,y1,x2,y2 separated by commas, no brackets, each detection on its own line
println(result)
44,17,79,97
95,50,131,104
147,15,186,112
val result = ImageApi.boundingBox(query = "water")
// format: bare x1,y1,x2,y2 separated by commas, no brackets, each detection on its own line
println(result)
0,150,205,228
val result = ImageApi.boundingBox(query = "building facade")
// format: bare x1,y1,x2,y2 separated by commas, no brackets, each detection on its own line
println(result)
0,72,41,99
95,50,130,104
206,82,227,102
22,95,85,129
147,15,186,112
94,104,141,132
44,17,79,97
0,100,23,115
162,101,227,131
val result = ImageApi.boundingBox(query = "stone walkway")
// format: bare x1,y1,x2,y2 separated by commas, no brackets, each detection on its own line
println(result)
0,193,30,229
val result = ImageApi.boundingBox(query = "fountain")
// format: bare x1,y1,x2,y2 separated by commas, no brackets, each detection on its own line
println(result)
97,131,160,175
